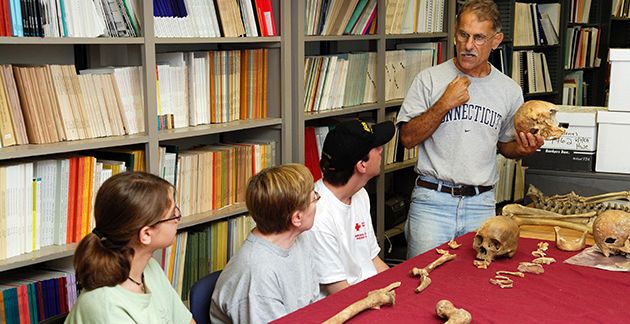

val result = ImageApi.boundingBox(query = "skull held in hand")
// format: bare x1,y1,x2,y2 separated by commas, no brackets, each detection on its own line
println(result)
514,100,566,140
473,216,520,265
593,210,630,257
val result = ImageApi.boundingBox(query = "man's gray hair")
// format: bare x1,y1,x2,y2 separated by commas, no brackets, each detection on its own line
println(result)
457,0,502,32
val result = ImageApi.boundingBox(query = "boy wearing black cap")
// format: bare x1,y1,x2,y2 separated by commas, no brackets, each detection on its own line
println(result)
309,118,395,296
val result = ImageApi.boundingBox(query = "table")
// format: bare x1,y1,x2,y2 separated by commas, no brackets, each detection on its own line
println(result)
273,232,629,323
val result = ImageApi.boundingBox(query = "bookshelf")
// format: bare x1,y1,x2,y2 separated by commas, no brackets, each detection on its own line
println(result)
0,0,290,298
291,0,456,252
561,0,612,107
494,1,612,106
492,0,565,103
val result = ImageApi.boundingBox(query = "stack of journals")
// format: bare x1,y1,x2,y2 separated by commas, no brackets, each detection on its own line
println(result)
385,0,446,34
0,64,144,148
514,2,560,46
305,0,378,36
0,154,131,260
154,0,276,38
160,141,276,217
511,51,553,95
162,214,255,300
0,266,77,323
0,0,141,37
155,49,268,130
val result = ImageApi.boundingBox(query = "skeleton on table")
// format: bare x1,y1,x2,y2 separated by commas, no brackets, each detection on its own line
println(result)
499,185,630,255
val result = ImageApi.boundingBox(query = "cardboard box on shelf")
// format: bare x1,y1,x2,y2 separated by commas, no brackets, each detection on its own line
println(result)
522,148,596,172
542,105,605,152
608,49,630,112
595,110,630,174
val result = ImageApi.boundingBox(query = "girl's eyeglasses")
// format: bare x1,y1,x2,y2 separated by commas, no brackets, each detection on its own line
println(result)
150,206,182,226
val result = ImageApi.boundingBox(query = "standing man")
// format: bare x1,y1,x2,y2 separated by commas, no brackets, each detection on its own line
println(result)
310,118,395,296
397,0,544,258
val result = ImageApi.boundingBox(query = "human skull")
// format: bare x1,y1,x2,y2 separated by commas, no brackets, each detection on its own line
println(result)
514,100,566,140
593,210,630,257
473,216,520,264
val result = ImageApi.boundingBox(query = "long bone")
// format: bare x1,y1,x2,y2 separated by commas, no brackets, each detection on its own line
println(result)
502,204,596,220
323,282,401,324
509,215,593,234
410,251,456,293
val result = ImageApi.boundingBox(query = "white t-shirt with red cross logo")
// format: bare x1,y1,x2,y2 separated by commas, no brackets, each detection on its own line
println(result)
309,179,381,295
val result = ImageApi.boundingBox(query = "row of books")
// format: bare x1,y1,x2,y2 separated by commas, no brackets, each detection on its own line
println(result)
155,49,268,129
0,154,133,260
304,0,377,36
0,266,76,323
303,52,376,113
303,44,440,114
568,0,592,24
154,0,276,38
563,71,588,106
495,155,524,204
0,0,141,37
158,141,275,218
511,50,553,95
489,44,512,76
612,0,630,18
386,43,441,101
383,111,418,165
564,26,601,70
385,0,446,34
162,214,255,300
514,2,561,47
0,64,144,148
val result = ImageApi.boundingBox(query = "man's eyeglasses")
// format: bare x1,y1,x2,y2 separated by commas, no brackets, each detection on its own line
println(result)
455,30,497,46
150,206,182,226
311,190,321,204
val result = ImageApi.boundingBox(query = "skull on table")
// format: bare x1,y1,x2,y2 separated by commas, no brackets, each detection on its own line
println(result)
473,216,520,265
593,210,630,257
514,100,566,140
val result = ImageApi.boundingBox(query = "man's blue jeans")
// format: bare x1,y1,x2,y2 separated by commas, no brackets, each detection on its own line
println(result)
405,177,496,259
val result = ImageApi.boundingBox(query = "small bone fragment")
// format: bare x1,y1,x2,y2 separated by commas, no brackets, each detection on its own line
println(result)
532,257,556,265
323,282,401,324
489,277,514,288
448,239,462,249
473,260,489,269
532,250,547,258
415,276,432,293
411,252,456,293
435,299,472,324
494,275,513,282
554,226,588,251
436,248,449,255
518,262,545,274
496,270,525,278
538,242,549,251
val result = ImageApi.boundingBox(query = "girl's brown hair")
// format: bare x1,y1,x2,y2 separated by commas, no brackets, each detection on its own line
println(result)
73,172,173,291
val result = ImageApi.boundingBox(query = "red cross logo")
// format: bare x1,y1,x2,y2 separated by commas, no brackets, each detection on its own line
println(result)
355,223,361,231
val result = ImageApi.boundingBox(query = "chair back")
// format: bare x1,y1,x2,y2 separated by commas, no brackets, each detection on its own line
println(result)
189,270,222,324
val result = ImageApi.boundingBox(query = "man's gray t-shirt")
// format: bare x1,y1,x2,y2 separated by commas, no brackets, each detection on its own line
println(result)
396,59,523,186
210,232,319,324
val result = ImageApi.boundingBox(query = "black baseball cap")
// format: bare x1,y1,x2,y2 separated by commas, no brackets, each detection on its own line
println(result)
320,119,395,172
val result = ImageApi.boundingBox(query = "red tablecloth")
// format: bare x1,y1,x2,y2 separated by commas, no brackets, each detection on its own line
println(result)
273,232,629,324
